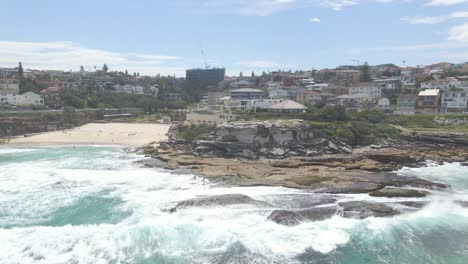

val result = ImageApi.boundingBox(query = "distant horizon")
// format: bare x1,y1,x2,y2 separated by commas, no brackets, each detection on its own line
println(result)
1,59,465,79
1,0,468,77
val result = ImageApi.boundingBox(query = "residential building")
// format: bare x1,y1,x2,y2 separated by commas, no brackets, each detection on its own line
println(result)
326,85,349,96
268,100,307,113
0,93,17,105
202,92,228,106
40,86,63,100
417,89,441,113
373,78,403,90
17,92,44,106
440,91,468,113
296,90,321,105
286,86,306,99
184,110,237,126
186,68,225,86
336,70,361,84
349,83,382,99
396,94,417,115
420,77,462,91
306,83,328,92
268,88,289,99
377,98,391,112
336,94,361,111
0,78,20,94
230,98,286,112
230,88,264,100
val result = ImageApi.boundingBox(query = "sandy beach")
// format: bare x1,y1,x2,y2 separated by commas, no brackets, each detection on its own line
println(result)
7,123,170,147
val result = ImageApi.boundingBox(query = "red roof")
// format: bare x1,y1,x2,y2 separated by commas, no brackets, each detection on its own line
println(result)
41,86,62,94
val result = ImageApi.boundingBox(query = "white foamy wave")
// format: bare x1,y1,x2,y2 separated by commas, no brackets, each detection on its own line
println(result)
0,148,38,155
2,146,468,262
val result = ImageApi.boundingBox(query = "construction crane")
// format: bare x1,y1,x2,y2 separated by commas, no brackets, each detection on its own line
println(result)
200,46,210,69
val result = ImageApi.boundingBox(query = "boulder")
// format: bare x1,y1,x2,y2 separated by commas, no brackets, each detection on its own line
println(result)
338,201,399,219
169,194,271,212
269,201,399,226
369,187,428,198
317,182,384,194
267,206,339,226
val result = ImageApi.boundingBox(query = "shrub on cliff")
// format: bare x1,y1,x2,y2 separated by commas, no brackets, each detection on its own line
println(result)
175,124,214,141
318,105,349,122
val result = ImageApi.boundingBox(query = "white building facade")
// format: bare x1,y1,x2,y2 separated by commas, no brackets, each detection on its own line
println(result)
349,84,382,99
17,92,44,106
440,92,468,113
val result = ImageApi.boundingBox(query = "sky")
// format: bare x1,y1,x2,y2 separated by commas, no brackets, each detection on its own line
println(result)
0,0,468,76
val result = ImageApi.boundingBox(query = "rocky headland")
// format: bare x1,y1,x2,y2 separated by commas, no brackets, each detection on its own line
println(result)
138,120,468,225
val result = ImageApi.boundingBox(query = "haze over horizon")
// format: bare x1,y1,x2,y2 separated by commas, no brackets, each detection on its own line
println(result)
1,0,468,76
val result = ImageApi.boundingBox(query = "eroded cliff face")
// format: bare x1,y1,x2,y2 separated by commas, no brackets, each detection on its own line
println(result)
169,120,352,159
215,121,314,147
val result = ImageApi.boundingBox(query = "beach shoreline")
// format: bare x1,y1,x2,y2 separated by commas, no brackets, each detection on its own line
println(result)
5,122,170,147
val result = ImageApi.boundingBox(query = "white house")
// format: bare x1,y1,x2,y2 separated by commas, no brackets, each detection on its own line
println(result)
184,110,237,126
377,97,390,112
0,93,17,105
17,92,44,106
306,83,329,92
229,98,284,112
420,77,462,91
440,91,468,113
268,100,307,113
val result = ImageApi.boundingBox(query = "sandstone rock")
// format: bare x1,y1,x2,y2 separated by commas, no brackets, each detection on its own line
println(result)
167,159,179,170
169,194,271,212
267,206,339,226
338,201,399,219
268,201,399,226
369,187,428,198
317,182,384,194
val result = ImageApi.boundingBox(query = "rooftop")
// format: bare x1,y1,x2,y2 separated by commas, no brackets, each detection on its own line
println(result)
268,100,307,110
418,89,440,96
231,88,264,93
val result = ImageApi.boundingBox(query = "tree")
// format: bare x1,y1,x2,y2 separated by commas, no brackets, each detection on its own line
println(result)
102,64,109,72
360,61,371,82
18,62,24,79
319,105,349,122
63,106,78,125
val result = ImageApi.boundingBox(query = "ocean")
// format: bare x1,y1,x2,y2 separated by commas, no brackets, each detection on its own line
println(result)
0,146,467,264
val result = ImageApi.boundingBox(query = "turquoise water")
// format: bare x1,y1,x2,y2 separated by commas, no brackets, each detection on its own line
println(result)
0,146,468,263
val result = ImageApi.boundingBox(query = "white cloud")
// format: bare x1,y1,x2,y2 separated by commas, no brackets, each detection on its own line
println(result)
402,11,468,24
310,17,321,22
238,0,297,16
199,0,297,16
425,0,468,6
0,40,184,76
238,60,294,68
197,0,367,16
449,23,468,43
320,0,357,11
